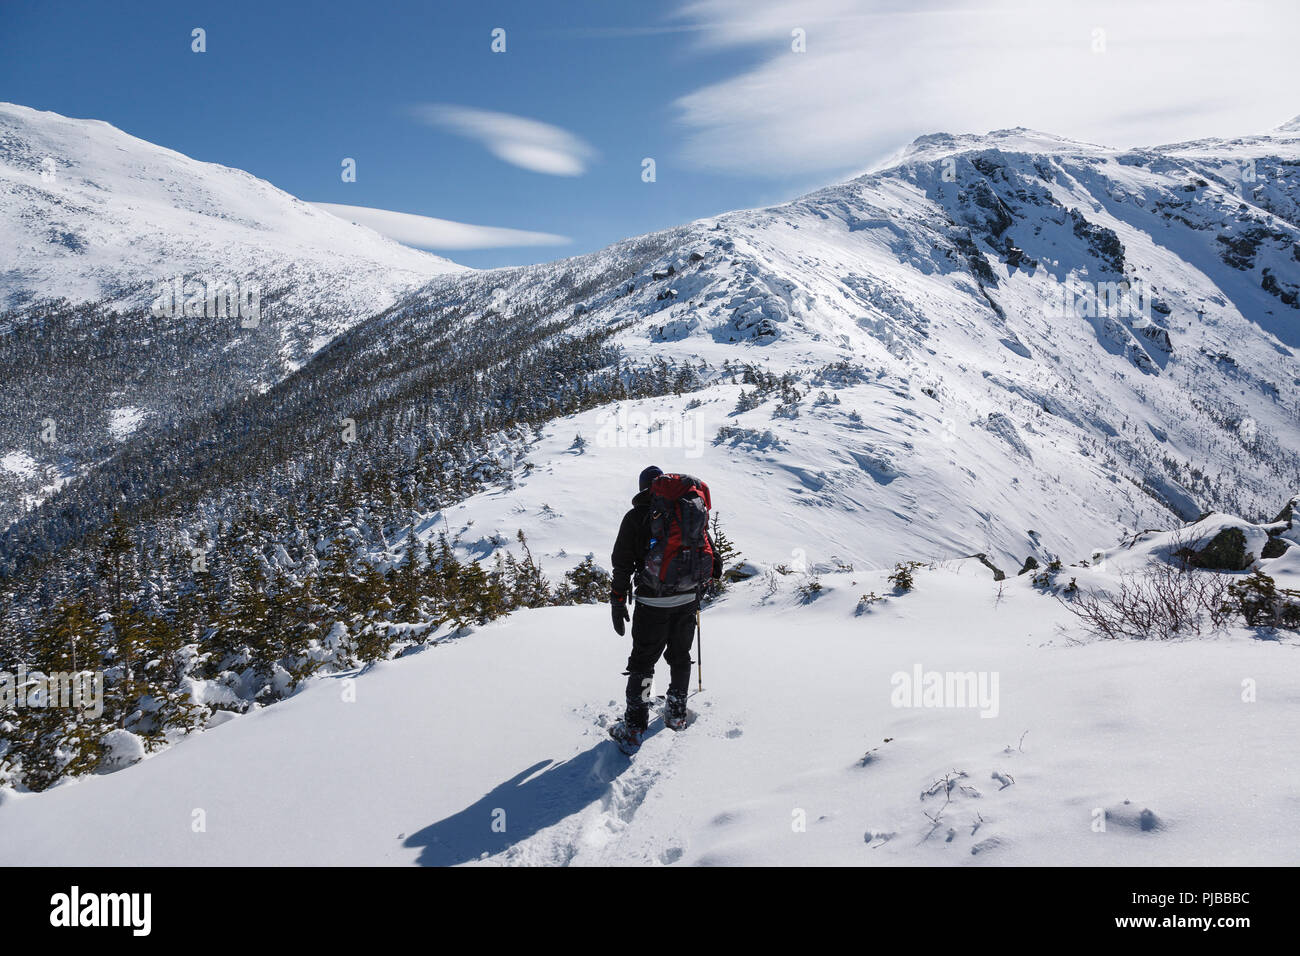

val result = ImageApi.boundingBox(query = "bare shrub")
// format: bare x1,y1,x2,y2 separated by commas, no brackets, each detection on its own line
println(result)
1059,563,1231,640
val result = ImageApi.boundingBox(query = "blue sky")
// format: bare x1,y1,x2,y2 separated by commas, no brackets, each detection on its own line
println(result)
3,0,1296,269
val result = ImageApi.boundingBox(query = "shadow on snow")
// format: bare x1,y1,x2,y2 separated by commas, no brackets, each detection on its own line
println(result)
403,731,658,865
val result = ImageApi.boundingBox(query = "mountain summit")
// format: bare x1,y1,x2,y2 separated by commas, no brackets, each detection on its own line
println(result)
0,102,462,314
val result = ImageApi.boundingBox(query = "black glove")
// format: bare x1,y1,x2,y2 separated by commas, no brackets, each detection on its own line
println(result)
611,591,630,636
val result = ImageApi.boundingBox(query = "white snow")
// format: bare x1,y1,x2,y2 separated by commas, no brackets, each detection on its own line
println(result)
0,451,37,478
1,552,1294,866
3,392,1297,864
0,102,466,322
107,406,146,441
361,108,1300,578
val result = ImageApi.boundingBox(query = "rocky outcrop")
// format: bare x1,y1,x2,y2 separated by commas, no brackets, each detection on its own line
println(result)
1183,526,1253,571
965,552,1007,581
1069,209,1127,273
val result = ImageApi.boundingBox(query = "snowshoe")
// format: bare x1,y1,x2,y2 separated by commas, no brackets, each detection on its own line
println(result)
608,719,645,755
663,692,690,731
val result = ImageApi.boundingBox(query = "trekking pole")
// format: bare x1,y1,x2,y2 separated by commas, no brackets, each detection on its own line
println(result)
695,607,703,693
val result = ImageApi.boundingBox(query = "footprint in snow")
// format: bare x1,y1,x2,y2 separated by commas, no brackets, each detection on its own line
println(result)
725,727,743,739
864,829,896,847
970,836,1004,856
1104,801,1164,832
659,847,684,865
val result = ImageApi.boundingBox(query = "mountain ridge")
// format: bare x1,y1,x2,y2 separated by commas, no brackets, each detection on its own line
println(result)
0,101,464,313
6,105,1299,570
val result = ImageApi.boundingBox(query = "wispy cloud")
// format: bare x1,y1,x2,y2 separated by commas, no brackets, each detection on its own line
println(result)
671,0,1300,177
412,105,597,176
312,203,570,250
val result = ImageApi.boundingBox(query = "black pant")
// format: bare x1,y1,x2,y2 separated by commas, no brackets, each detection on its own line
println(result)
624,600,697,710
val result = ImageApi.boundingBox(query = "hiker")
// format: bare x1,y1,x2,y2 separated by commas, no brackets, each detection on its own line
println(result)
608,465,722,750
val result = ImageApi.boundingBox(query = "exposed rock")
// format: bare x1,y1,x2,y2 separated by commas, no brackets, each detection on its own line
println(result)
1135,322,1173,352
966,552,1007,581
1262,267,1299,308
951,234,997,284
967,179,1014,237
1069,209,1127,273
722,561,760,583
999,334,1033,358
1216,226,1288,272
1184,526,1253,571
1262,537,1289,559
1001,237,1036,269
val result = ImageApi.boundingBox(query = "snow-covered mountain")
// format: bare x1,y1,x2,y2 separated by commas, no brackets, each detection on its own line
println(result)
0,102,462,316
0,103,465,525
367,117,1300,573
7,110,1300,568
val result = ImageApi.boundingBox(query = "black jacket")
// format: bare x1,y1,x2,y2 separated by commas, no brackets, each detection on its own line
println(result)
611,490,723,599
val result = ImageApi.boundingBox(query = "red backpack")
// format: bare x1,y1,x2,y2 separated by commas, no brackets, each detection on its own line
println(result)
639,473,714,596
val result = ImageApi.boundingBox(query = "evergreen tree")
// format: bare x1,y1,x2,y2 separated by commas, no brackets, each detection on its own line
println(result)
453,560,489,628
427,533,461,622
34,597,98,673
392,544,425,622
509,530,552,608
557,555,610,604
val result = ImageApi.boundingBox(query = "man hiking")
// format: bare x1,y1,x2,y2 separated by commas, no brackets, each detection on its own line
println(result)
608,465,722,752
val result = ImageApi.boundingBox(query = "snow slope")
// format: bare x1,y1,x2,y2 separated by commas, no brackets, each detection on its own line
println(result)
0,102,463,320
3,378,1298,864
5,108,1299,567
2,549,1295,867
